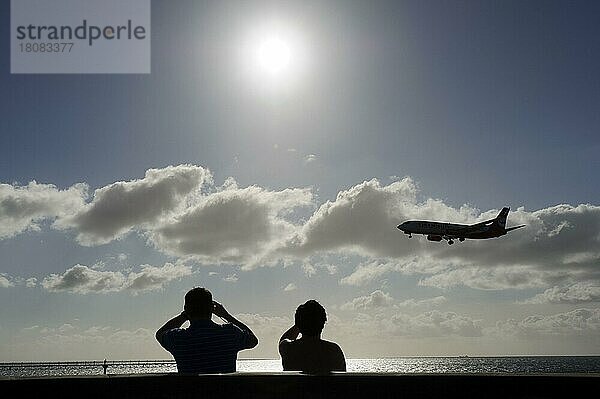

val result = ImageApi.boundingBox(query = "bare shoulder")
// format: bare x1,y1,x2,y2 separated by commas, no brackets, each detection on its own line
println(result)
321,339,344,353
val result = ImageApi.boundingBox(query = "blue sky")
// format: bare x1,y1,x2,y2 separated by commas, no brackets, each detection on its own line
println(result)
1,0,599,361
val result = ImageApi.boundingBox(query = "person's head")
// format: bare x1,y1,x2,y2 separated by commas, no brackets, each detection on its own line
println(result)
184,287,213,320
295,300,327,337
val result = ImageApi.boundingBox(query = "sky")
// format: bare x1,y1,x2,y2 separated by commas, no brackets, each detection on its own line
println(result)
0,0,599,361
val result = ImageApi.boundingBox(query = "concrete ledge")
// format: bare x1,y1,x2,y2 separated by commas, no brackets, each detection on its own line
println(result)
2,372,599,399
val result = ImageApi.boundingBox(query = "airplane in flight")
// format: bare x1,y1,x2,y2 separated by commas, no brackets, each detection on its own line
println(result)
397,207,525,245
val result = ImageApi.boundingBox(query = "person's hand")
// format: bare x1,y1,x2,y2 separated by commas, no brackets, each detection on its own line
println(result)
212,301,230,319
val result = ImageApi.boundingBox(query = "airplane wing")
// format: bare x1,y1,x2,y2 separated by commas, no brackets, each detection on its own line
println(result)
448,221,492,235
505,225,526,232
468,218,496,228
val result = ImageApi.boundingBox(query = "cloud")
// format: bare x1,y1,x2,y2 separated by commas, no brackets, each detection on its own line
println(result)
339,257,449,286
340,260,397,286
2,169,599,294
42,265,125,293
282,178,599,291
418,266,553,290
399,311,483,337
12,322,157,360
236,313,292,341
125,263,193,293
57,165,211,245
223,274,239,282
150,183,313,267
0,274,42,289
304,154,317,164
340,290,394,311
25,278,37,288
396,296,447,308
301,260,338,277
383,310,483,337
492,308,600,337
283,283,297,291
520,282,600,304
235,313,293,357
0,274,13,288
41,262,192,294
0,181,86,239
284,178,421,258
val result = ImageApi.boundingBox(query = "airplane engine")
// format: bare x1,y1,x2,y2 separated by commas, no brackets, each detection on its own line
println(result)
427,234,443,242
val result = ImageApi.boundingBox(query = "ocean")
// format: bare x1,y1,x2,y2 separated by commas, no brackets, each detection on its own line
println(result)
2,357,599,378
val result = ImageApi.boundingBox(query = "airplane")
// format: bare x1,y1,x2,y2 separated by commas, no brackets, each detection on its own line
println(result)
397,207,525,245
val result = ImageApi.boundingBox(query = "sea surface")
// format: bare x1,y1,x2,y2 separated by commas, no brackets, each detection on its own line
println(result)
2,357,599,378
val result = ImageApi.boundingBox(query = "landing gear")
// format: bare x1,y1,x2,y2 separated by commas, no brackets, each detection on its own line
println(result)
408,233,412,238
448,240,454,245
459,238,465,242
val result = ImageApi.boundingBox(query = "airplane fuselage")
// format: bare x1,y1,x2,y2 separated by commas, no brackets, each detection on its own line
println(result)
396,207,524,244
398,220,505,239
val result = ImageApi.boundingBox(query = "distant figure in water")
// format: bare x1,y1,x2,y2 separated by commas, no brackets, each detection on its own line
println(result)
102,359,107,375
156,287,258,373
279,300,346,373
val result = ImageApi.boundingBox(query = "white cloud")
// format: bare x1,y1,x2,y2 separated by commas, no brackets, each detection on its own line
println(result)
492,308,600,337
25,278,37,288
396,296,447,308
42,265,125,294
41,262,192,294
521,282,600,304
283,283,297,291
340,260,397,286
302,262,317,277
223,274,239,282
150,183,313,267
340,290,394,311
2,169,599,295
11,322,157,360
301,260,338,277
285,178,599,291
57,165,211,245
0,275,42,289
304,154,317,164
418,266,552,290
236,313,292,329
0,274,13,288
383,310,483,337
0,181,86,239
284,178,420,258
235,313,293,357
125,263,193,293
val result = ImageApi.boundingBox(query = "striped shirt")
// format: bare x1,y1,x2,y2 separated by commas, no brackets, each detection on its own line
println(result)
159,320,253,374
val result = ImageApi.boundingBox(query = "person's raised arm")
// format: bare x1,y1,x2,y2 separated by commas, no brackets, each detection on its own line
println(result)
213,301,259,348
155,311,187,345
279,325,300,344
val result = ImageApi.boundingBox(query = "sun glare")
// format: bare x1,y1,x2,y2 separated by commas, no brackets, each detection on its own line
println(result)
256,36,292,76
240,22,307,89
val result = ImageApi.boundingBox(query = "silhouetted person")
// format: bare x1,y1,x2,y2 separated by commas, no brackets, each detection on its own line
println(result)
102,359,107,375
156,287,258,373
279,300,346,373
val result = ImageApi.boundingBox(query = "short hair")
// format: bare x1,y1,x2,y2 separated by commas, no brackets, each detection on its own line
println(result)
295,300,327,336
184,287,212,318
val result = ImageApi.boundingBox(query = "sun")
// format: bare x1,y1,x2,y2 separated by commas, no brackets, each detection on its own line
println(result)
257,37,291,74
239,22,307,90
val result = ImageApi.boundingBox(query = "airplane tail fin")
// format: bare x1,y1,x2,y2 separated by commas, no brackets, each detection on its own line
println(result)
495,207,510,229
